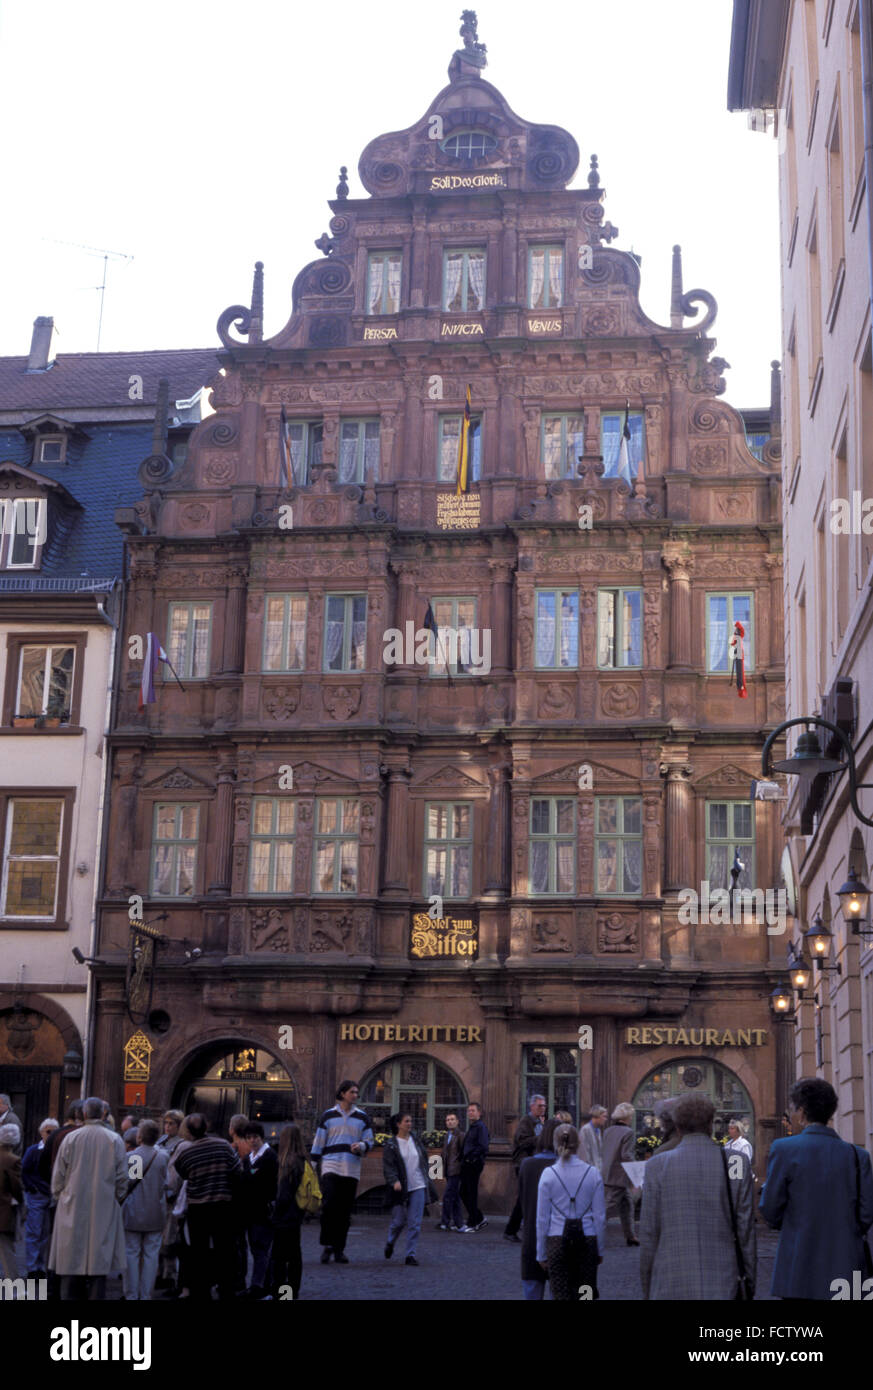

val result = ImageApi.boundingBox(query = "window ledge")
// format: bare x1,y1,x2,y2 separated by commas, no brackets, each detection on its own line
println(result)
0,919,69,931
1,724,83,735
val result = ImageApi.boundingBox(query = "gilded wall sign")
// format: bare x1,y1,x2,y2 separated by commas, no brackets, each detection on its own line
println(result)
410,912,478,959
436,493,480,529
429,171,507,191
625,1026,767,1046
122,1031,154,1082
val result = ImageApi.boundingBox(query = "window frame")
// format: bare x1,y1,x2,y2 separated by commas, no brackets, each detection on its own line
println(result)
0,788,75,929
705,592,755,674
360,1055,469,1138
597,587,643,669
540,412,584,480
594,795,643,896
283,419,324,486
166,602,213,681
521,1044,580,1124
151,801,201,899
426,596,479,678
313,796,360,895
37,435,67,465
528,245,565,309
337,418,380,484
600,410,646,480
440,130,497,159
534,588,579,670
437,413,482,484
366,250,402,316
529,796,576,896
0,497,47,570
441,247,487,313
705,799,756,892
262,593,308,673
249,796,297,896
3,630,87,728
423,800,474,900
322,593,367,673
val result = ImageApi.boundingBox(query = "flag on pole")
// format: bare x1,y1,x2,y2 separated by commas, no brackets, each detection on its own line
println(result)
138,632,186,709
456,384,472,495
279,404,293,488
728,621,748,699
615,400,633,485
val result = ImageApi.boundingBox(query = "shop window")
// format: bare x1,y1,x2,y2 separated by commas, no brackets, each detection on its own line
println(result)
595,796,642,895
338,419,380,483
535,589,578,668
167,603,212,680
601,411,645,479
706,593,754,673
359,1055,467,1139
323,594,367,672
597,588,642,668
529,246,564,309
437,414,482,484
529,797,575,895
541,413,583,479
313,797,359,893
442,249,486,313
151,803,199,898
427,596,478,677
424,802,472,899
263,594,307,672
706,800,755,891
366,251,402,315
632,1058,754,1142
250,798,296,894
522,1045,580,1123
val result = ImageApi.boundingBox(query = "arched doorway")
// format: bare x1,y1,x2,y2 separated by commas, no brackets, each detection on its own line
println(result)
632,1057,754,1142
173,1042,296,1143
359,1055,468,1138
0,998,82,1147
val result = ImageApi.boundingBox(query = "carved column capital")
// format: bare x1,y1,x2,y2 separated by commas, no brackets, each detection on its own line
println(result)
662,551,695,581
659,762,693,781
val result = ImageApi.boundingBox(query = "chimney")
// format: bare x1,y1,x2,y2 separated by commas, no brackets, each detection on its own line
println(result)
27,316,58,372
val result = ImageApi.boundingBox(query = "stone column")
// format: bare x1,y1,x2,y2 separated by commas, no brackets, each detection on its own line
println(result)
660,762,694,890
104,751,142,898
221,564,247,674
662,551,694,669
381,762,412,894
208,755,236,893
484,762,511,895
390,561,420,670
487,559,514,674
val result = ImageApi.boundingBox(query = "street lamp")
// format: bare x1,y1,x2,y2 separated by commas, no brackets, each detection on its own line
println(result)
804,913,842,976
761,717,873,827
769,980,793,1015
787,944,811,996
835,867,872,937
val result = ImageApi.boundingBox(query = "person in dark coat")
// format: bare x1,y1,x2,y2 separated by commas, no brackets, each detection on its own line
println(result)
653,1098,681,1154
0,1124,23,1281
519,1116,561,1299
504,1094,546,1241
601,1102,638,1244
240,1121,278,1299
382,1113,438,1265
437,1111,465,1230
45,1100,84,1173
760,1076,873,1300
460,1102,490,1231
271,1123,308,1300
22,1118,58,1276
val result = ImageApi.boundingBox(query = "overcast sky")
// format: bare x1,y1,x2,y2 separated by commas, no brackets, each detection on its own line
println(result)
0,0,779,406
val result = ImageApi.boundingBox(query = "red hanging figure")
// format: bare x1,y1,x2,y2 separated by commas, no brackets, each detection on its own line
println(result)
728,621,748,698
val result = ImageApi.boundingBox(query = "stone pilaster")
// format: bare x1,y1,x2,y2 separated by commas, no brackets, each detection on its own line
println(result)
660,761,694,890
662,550,694,669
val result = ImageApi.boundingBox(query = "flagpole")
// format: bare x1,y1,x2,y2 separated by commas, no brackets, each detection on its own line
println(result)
162,655,187,693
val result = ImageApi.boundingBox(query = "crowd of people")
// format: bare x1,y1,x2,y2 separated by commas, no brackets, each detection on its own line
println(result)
0,1074,870,1301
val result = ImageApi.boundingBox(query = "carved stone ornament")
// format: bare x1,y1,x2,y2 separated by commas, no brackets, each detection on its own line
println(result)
310,913,352,953
601,682,640,717
323,685,362,720
596,911,638,953
531,917,572,952
251,907,291,953
262,685,300,721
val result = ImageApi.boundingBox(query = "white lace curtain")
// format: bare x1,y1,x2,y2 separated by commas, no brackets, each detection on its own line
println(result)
467,253,485,310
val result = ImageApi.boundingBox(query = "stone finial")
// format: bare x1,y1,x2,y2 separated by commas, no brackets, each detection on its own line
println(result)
336,166,349,200
152,378,169,456
770,358,782,437
588,154,600,188
670,245,683,329
249,261,264,344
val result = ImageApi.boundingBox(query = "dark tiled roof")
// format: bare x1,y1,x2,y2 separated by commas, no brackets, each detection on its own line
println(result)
0,347,221,413
0,423,151,577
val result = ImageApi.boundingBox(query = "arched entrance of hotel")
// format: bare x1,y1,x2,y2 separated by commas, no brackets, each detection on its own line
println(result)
173,1041,296,1143
631,1057,754,1143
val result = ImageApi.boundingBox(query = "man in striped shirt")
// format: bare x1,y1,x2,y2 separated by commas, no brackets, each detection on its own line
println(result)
311,1080,374,1264
171,1113,242,1299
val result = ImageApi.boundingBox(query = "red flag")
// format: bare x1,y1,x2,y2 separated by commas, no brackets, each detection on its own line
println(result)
729,621,748,699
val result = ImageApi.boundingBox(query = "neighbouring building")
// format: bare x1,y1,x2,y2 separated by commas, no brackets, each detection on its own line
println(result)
0,319,217,1142
94,12,786,1205
729,0,873,1149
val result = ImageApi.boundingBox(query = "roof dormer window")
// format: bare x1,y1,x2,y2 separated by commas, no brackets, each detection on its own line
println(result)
0,498,47,570
38,436,66,465
441,130,497,159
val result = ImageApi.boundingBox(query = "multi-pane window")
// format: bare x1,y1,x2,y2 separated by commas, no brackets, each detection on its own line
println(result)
360,1056,468,1138
167,603,212,679
441,130,497,159
597,589,642,668
338,419,380,484
0,799,63,919
323,594,367,672
601,411,645,479
529,797,575,895
541,413,584,479
314,798,359,893
529,246,564,309
424,802,472,899
707,593,753,673
535,589,578,668
250,798,296,894
706,801,755,891
263,595,307,672
595,796,642,895
438,414,482,484
284,421,323,485
523,1045,580,1124
442,249,486,312
366,251,402,315
0,498,46,569
15,645,75,720
151,803,199,897
428,597,478,677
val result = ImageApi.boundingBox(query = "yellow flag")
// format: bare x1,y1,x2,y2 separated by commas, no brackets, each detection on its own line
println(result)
456,384,472,495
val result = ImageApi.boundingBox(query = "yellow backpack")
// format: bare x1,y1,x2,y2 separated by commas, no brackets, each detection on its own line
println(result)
295,1161,322,1215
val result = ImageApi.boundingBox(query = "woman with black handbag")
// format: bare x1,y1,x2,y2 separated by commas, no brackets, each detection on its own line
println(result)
535,1124,606,1300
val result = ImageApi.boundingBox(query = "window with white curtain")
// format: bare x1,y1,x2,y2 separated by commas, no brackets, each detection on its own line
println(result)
367,252,402,314
427,597,477,677
442,249,486,312
263,595,307,671
535,589,578,668
249,798,296,894
705,801,755,891
597,589,642,668
15,645,75,720
541,413,584,479
601,411,645,479
706,593,753,673
283,421,323,485
314,798,359,893
338,420,380,483
424,802,472,899
151,803,199,897
438,415,482,483
529,246,563,308
167,603,212,679
323,594,367,672
529,798,575,895
595,797,642,895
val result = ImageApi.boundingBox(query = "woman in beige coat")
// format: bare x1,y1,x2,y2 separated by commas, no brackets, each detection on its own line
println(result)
49,1096,128,1299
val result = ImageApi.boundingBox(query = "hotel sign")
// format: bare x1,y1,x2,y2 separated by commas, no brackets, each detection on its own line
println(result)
340,1022,484,1042
411,911,478,959
625,1026,768,1047
429,171,507,191
436,493,480,529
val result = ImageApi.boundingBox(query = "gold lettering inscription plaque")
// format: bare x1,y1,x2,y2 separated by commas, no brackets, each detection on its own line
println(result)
362,326,398,340
624,1026,768,1047
436,493,480,529
429,172,507,191
411,912,478,959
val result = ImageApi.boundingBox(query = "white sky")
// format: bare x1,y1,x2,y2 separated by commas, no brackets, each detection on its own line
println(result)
0,0,779,407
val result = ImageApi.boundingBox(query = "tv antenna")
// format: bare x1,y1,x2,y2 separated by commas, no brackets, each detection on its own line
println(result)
41,237,134,350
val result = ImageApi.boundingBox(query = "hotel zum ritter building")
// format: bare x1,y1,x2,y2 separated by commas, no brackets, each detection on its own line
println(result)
91,13,789,1206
